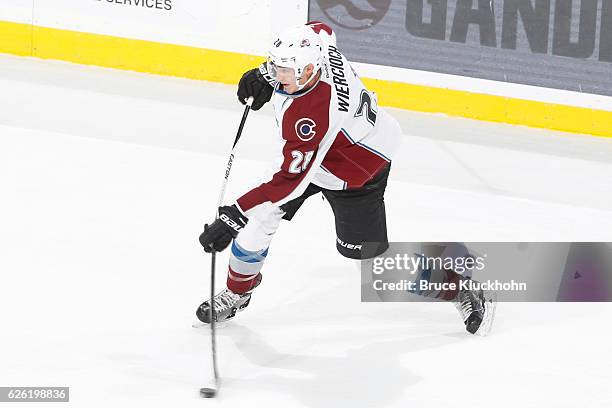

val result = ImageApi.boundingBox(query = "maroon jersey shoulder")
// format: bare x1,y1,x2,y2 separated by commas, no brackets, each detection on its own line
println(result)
281,81,332,145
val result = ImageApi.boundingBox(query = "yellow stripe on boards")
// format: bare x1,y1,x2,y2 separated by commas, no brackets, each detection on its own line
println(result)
0,20,32,56
30,25,264,84
0,20,610,138
362,78,612,138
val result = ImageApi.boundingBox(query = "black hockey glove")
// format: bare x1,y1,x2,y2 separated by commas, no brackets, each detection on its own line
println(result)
237,65,275,111
199,205,248,253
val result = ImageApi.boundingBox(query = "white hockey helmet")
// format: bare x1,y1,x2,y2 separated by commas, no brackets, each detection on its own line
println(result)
267,25,324,91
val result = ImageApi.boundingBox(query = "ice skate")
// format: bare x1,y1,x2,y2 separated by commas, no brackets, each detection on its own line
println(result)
196,274,261,324
454,280,497,336
195,288,254,323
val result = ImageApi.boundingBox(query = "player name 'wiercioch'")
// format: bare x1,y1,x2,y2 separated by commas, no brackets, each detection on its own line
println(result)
328,45,349,112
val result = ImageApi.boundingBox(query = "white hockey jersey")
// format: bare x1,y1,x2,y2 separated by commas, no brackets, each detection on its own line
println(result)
236,22,402,216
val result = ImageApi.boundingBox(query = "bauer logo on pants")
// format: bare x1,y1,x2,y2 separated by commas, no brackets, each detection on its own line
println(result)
337,237,362,251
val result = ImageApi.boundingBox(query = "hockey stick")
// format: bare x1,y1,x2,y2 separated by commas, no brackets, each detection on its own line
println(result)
200,97,254,399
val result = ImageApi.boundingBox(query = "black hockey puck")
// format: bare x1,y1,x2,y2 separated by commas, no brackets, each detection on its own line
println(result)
200,387,217,398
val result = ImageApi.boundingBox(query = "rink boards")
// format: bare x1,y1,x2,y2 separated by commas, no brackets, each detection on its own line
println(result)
1,0,611,137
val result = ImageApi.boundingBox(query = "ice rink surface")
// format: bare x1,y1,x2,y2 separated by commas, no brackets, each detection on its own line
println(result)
1,54,612,407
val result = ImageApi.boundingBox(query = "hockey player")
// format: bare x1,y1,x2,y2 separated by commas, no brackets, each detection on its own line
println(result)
196,22,495,335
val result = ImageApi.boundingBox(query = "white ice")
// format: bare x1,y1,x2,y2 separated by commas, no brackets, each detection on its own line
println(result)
1,54,612,407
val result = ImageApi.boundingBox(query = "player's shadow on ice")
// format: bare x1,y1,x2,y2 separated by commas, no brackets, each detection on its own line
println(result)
223,323,461,407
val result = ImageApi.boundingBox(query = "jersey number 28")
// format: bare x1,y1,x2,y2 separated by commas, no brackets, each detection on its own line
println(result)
289,150,314,174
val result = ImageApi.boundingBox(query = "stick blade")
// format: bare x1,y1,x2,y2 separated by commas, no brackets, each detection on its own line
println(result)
200,387,217,398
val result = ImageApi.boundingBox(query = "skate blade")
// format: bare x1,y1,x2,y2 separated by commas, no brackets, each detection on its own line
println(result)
191,320,231,329
475,292,497,336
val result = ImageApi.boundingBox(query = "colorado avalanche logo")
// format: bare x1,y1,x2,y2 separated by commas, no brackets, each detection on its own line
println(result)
295,118,317,141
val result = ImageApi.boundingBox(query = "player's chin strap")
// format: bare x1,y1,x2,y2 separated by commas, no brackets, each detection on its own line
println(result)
295,68,319,91
276,69,322,98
